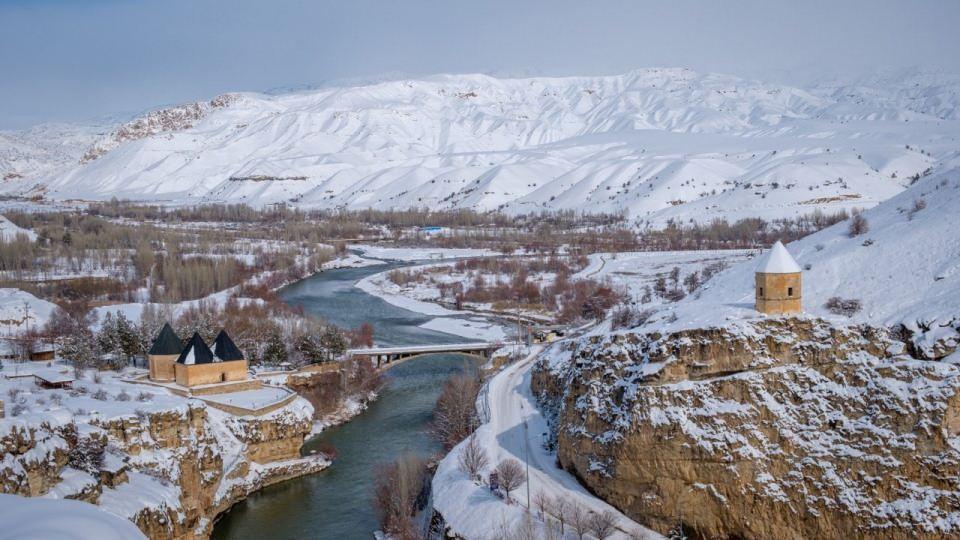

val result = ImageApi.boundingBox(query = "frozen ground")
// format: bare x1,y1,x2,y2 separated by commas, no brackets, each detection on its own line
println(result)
433,346,662,539
0,493,147,540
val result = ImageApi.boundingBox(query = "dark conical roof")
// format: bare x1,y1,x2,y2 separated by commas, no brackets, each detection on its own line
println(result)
176,332,215,365
149,323,183,356
213,330,244,362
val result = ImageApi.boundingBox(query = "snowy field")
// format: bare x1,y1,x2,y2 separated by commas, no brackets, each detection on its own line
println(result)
0,494,146,540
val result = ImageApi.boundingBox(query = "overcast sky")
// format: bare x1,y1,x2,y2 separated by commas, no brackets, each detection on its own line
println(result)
2,0,959,128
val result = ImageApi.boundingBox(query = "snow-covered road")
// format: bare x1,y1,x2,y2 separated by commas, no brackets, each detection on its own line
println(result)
433,345,662,539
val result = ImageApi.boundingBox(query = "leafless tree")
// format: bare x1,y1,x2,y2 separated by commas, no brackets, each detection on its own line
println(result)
373,453,428,538
457,433,488,480
543,518,562,540
551,496,570,535
571,503,591,540
495,459,525,503
430,372,481,449
589,509,619,540
534,490,550,520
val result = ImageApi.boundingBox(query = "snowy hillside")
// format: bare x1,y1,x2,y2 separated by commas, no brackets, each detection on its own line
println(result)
0,123,104,184
654,158,960,338
0,215,36,242
2,68,958,224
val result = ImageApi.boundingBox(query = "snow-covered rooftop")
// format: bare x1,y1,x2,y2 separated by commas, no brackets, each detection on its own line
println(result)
756,241,801,274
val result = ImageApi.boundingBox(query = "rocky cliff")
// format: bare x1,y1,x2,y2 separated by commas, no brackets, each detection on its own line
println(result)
0,396,327,540
533,317,960,539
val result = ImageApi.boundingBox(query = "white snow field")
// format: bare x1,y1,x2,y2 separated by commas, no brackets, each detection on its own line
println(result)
0,494,147,540
1,68,956,226
434,346,661,539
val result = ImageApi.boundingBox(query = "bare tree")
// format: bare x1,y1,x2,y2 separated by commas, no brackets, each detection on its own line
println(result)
589,509,619,540
551,496,570,535
571,503,591,540
373,453,428,538
543,518,562,540
534,490,550,520
495,459,525,503
430,372,481,449
457,433,488,481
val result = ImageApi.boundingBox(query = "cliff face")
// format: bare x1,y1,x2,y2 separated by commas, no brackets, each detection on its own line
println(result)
0,398,327,540
534,317,960,539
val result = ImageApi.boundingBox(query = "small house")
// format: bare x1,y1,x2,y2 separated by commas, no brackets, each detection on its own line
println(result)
33,368,75,389
29,343,56,362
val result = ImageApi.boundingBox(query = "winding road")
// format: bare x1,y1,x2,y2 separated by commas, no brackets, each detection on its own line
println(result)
481,345,662,539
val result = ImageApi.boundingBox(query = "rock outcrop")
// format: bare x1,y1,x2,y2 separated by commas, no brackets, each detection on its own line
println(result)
0,398,327,540
534,317,960,539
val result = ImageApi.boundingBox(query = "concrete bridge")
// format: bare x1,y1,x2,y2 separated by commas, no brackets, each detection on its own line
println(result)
347,342,504,369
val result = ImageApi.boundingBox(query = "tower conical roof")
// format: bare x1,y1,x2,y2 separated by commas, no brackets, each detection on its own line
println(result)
176,333,215,365
213,330,244,362
756,240,801,274
148,323,183,356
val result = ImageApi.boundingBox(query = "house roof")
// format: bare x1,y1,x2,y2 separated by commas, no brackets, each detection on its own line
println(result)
756,240,802,274
149,323,183,356
176,333,215,365
213,330,244,362
33,368,75,384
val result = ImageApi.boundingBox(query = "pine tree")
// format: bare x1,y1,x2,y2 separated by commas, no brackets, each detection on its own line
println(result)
262,330,288,366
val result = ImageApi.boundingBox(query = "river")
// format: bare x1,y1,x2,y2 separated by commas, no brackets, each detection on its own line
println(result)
212,262,479,539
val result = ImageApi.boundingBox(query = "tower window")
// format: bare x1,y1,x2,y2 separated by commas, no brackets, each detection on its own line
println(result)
759,287,764,296
788,287,793,297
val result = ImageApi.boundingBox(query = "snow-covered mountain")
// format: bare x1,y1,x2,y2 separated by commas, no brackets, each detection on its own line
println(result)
2,68,958,224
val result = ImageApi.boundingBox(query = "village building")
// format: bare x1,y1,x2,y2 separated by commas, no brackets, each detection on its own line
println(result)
173,331,249,387
29,342,56,362
755,240,802,315
147,323,182,382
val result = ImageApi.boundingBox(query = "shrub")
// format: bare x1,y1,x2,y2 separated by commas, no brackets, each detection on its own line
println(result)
116,390,131,401
848,213,869,237
10,403,26,417
92,389,109,401
136,392,153,402
825,297,862,317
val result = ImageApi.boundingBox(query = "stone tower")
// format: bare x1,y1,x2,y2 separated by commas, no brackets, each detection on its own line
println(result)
755,240,802,314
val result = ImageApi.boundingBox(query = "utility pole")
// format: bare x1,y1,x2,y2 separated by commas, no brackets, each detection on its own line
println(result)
515,297,521,359
523,415,531,512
